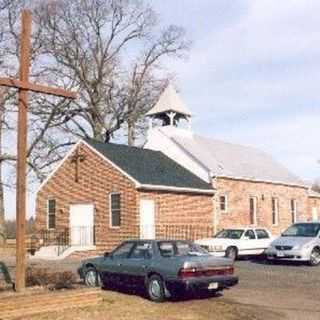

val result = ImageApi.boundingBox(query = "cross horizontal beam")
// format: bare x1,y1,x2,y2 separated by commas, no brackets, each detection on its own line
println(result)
0,77,76,99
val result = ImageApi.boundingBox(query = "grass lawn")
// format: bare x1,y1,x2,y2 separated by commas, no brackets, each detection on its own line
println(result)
25,289,282,320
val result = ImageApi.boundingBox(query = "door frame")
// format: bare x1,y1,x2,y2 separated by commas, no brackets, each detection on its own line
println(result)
139,199,156,239
69,203,95,246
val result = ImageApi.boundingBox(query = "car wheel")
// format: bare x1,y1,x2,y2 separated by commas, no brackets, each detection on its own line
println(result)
225,247,238,260
309,247,320,266
146,275,165,302
84,267,102,287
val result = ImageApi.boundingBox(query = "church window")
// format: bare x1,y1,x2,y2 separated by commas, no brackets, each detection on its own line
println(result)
219,195,228,212
249,197,257,225
110,193,121,227
291,199,297,223
47,199,56,229
272,198,279,225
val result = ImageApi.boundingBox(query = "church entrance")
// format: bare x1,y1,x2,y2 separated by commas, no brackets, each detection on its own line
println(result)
140,199,155,239
69,204,94,246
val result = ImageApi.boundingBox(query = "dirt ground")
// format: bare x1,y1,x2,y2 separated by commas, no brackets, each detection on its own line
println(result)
1,252,320,320
23,290,281,320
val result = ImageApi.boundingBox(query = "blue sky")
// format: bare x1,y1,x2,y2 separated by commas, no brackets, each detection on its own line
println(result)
5,0,320,219
150,0,320,181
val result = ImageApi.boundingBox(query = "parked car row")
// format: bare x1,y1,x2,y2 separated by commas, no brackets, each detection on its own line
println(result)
195,222,320,266
78,222,320,302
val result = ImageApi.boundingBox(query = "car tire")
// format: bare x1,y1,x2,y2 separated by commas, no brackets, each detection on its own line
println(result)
309,247,320,266
225,246,238,260
84,267,102,287
146,275,165,302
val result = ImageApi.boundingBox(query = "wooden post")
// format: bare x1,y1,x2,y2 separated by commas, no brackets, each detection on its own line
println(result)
15,10,32,292
0,9,76,292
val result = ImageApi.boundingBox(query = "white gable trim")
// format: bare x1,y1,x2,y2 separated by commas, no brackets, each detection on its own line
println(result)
36,139,214,197
138,184,214,195
80,139,141,187
214,174,308,189
35,140,82,195
36,139,141,196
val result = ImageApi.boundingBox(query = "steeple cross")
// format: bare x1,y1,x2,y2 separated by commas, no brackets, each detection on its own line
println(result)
70,147,86,182
0,10,76,292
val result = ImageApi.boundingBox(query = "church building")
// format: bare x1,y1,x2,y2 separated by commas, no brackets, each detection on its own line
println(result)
34,84,319,258
144,85,319,235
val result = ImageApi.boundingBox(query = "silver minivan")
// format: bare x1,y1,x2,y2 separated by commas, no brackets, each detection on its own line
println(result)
265,222,320,266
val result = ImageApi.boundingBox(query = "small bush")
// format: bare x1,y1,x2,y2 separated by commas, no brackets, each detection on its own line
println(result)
26,268,76,290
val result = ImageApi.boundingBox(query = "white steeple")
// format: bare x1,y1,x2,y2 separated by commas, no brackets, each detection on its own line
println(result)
146,84,192,129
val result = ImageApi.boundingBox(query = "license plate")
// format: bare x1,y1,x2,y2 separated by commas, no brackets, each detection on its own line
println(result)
208,282,218,290
276,251,285,257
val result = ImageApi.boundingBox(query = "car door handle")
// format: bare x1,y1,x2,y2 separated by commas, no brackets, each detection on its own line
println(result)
117,263,122,267
142,265,148,269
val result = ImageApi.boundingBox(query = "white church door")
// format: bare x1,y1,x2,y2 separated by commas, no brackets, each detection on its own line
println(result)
70,204,94,246
140,200,155,239
312,207,318,222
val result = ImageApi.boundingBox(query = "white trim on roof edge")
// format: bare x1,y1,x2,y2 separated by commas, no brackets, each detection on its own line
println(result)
36,139,213,196
35,139,141,196
137,184,214,194
213,174,308,189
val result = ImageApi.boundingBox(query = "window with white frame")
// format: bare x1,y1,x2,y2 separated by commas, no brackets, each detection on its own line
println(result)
272,198,279,225
47,199,56,229
219,195,228,212
249,197,257,225
291,199,297,223
110,193,121,227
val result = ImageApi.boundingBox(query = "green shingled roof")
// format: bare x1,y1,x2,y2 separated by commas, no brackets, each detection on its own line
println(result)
84,139,213,192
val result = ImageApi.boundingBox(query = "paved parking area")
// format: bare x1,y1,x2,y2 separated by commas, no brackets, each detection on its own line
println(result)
223,258,320,320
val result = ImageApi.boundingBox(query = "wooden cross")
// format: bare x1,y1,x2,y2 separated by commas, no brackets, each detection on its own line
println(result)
70,147,86,183
0,10,76,292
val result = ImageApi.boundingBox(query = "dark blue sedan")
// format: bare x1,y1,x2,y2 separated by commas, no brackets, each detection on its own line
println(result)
78,240,238,302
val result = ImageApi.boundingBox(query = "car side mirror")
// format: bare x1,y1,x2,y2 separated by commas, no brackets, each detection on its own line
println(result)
243,236,250,240
104,252,110,258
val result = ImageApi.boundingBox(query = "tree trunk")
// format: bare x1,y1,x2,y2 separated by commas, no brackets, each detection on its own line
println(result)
0,97,4,234
127,122,136,146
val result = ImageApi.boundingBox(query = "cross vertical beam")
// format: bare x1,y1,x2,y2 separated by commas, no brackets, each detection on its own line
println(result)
15,9,31,292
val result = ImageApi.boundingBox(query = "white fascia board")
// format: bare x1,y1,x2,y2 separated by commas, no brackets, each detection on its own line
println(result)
213,174,308,189
36,139,141,196
137,184,215,195
35,140,82,196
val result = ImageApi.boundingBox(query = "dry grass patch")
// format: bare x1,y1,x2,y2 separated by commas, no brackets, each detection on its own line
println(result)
25,290,282,320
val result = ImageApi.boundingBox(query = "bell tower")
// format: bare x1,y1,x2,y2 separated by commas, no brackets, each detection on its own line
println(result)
146,84,192,131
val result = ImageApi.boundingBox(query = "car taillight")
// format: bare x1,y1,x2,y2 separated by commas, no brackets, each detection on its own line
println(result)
178,266,234,278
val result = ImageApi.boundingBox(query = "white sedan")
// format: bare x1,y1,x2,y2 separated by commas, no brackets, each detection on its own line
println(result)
195,228,274,260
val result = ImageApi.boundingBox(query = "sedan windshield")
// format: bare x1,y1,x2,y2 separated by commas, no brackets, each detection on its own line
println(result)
282,223,320,237
215,229,244,239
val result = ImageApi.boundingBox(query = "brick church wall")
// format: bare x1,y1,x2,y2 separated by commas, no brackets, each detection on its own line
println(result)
215,177,310,235
308,196,320,222
35,142,215,255
35,142,139,253
138,191,214,239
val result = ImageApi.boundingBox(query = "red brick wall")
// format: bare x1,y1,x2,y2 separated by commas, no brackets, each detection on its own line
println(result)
308,196,320,222
35,142,215,254
214,177,310,235
35,142,139,253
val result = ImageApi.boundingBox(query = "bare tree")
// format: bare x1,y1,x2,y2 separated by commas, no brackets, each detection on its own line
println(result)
36,0,189,145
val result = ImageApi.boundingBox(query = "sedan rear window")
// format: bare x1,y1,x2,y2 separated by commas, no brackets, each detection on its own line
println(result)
158,241,208,257
215,229,244,239
256,229,270,239
158,242,175,257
